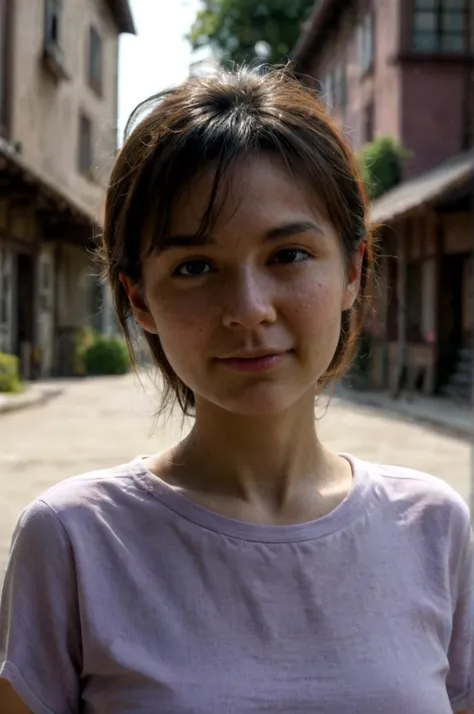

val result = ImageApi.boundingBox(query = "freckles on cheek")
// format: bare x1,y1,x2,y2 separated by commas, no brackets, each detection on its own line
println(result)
153,293,211,334
290,282,337,320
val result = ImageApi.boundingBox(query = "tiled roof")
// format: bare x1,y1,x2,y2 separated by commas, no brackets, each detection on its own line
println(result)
370,150,474,224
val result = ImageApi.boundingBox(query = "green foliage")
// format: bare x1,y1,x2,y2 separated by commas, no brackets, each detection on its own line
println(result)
188,0,314,66
73,327,99,377
358,136,411,200
0,352,23,393
83,337,130,376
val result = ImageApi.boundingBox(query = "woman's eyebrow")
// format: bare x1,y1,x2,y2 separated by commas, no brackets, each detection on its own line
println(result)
159,220,324,252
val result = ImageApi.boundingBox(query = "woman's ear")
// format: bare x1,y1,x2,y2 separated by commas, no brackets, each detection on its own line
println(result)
119,274,158,335
341,241,365,312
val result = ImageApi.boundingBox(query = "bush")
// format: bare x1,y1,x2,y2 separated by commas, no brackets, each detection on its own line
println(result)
83,337,130,376
73,327,99,376
0,352,23,393
358,136,411,200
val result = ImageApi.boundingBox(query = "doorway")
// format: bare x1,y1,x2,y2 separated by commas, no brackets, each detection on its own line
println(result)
437,253,466,388
15,253,34,379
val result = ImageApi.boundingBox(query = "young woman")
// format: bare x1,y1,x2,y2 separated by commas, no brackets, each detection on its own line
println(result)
1,66,472,714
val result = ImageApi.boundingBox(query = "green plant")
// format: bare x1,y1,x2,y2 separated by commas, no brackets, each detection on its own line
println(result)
73,327,99,376
0,352,23,393
83,337,130,376
358,136,411,200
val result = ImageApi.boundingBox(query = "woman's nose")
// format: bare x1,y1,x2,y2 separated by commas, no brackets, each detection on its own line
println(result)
221,268,277,330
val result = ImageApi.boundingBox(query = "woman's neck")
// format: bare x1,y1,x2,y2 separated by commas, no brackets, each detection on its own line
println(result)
161,394,353,523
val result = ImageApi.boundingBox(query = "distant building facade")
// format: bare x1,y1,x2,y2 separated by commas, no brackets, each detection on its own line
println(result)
293,0,474,178
0,0,135,378
293,0,473,399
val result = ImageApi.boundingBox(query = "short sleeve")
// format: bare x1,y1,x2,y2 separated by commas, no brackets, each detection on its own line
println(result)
447,520,474,713
0,499,82,714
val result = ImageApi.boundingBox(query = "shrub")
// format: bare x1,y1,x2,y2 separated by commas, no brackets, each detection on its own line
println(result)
358,136,411,200
83,337,130,376
0,352,23,393
73,327,99,376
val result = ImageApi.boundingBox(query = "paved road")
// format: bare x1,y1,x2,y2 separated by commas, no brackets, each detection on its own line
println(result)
0,373,471,576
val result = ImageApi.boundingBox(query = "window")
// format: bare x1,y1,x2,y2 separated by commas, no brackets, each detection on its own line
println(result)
0,248,13,354
43,0,68,81
88,26,102,95
0,0,12,137
44,0,61,48
363,102,375,143
407,262,422,342
358,11,375,76
78,114,93,176
323,68,335,111
334,61,348,115
413,0,468,53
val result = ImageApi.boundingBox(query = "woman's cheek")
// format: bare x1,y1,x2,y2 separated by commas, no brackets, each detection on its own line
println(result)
152,291,214,337
288,279,339,323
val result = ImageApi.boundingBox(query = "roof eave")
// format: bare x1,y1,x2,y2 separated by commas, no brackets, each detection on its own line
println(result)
291,0,338,69
370,150,474,225
107,0,136,36
0,138,103,229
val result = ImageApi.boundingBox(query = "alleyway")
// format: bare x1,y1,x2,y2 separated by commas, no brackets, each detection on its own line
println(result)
0,373,471,576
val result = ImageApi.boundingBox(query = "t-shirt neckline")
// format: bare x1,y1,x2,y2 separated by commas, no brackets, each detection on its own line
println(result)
130,453,371,543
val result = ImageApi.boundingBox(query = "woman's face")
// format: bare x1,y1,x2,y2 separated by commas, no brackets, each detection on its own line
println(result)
127,155,362,416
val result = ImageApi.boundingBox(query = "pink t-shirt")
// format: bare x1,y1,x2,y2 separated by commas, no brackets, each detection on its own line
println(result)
1,455,473,713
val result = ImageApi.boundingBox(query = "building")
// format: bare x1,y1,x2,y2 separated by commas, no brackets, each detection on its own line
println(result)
293,0,473,399
0,0,135,379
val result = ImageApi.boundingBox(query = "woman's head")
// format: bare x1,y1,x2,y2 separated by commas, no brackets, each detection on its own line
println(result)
101,66,374,416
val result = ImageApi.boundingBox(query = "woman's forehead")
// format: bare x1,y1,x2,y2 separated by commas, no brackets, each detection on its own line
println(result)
167,156,331,235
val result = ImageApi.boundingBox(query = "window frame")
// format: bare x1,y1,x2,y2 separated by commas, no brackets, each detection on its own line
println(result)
78,113,94,178
44,0,62,50
363,101,375,144
42,0,69,81
88,25,103,96
358,10,375,77
412,0,469,55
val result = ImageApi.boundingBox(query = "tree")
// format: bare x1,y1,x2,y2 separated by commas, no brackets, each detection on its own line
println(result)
188,0,314,67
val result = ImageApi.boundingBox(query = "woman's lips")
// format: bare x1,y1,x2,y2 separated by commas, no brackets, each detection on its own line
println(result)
215,352,289,373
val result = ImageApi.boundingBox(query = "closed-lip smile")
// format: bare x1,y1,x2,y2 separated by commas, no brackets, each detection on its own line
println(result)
215,349,291,373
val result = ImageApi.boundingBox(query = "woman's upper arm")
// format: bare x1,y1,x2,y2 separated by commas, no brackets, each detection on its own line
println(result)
0,678,33,713
446,512,474,714
0,499,81,714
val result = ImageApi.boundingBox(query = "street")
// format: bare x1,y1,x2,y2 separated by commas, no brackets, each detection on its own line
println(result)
0,373,471,576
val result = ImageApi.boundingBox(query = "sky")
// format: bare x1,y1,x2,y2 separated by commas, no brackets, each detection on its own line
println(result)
118,0,207,141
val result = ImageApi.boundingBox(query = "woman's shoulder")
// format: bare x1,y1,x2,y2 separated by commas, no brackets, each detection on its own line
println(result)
14,458,147,539
355,456,471,539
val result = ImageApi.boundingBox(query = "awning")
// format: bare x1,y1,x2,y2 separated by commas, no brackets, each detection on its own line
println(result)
0,137,102,229
370,149,474,225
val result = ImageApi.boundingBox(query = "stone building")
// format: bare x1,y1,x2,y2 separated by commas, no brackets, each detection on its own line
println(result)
0,0,135,378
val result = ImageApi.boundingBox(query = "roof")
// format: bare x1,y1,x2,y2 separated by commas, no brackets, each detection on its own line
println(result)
370,149,474,225
0,138,102,229
292,0,347,70
105,0,136,35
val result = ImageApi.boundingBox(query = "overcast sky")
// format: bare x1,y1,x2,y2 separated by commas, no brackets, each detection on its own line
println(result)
117,0,205,141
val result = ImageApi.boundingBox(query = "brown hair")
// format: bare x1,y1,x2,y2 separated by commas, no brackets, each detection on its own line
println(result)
100,65,375,415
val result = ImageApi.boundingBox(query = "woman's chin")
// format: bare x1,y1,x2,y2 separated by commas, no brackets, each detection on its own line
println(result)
200,383,313,417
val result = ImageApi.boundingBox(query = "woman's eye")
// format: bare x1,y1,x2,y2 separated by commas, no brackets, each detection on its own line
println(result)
271,248,311,265
173,260,212,277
